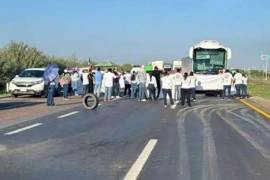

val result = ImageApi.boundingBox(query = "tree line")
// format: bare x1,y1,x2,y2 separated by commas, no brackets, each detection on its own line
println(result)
0,41,134,91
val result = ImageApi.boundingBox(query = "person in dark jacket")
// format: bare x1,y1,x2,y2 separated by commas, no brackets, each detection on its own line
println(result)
88,68,94,94
151,66,161,99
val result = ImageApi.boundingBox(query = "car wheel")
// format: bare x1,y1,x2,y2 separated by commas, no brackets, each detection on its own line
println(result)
12,94,18,98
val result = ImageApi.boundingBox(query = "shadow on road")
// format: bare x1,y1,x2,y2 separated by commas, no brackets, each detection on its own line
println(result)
0,101,44,111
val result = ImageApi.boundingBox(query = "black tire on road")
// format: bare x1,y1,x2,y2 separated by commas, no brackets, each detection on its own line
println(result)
82,93,99,110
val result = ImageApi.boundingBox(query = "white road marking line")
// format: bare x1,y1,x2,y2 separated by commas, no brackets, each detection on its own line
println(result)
123,139,158,180
57,111,79,118
5,123,43,135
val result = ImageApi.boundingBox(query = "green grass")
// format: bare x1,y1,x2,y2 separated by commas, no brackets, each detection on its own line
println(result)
0,90,10,98
248,76,270,99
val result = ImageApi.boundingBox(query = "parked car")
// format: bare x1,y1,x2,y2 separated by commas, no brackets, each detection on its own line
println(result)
9,68,46,97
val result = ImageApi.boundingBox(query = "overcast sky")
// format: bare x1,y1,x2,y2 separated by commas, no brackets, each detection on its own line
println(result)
0,0,269,69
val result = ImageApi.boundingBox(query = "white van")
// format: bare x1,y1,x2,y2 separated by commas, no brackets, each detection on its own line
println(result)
9,68,46,97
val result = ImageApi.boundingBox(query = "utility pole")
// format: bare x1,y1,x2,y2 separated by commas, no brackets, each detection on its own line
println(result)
266,58,269,80
260,54,269,80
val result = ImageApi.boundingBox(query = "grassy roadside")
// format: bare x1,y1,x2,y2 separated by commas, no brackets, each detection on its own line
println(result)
248,76,270,100
0,90,10,98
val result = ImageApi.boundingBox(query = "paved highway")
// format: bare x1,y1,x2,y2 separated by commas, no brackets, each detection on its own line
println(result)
0,96,270,180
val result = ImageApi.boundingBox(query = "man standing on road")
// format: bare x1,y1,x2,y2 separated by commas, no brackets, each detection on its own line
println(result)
136,68,147,102
161,71,176,109
181,72,192,107
81,69,89,96
152,66,161,99
47,75,59,106
242,74,248,98
223,69,233,99
103,68,114,101
173,68,183,103
94,67,102,98
124,71,131,97
234,69,243,98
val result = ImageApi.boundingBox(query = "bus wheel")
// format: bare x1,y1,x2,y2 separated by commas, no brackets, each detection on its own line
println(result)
82,93,99,110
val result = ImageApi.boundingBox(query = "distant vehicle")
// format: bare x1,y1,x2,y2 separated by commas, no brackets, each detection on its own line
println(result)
9,68,46,97
189,40,232,91
163,63,172,71
172,60,182,70
151,61,164,71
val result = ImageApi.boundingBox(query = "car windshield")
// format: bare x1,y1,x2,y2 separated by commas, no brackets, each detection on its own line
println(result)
19,70,44,78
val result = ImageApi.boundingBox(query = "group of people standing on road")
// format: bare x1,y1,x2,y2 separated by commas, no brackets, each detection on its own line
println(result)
46,65,248,108
219,69,248,99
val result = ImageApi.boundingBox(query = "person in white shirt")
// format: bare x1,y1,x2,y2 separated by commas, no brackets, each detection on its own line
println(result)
81,69,90,96
233,69,243,98
136,69,147,101
189,72,197,101
102,68,114,101
242,74,248,98
161,71,176,109
146,72,157,100
173,68,183,102
223,69,233,99
119,72,125,97
124,72,131,97
181,72,192,107
71,71,80,96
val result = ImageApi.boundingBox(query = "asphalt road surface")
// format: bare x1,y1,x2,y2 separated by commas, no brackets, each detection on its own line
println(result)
1,96,270,180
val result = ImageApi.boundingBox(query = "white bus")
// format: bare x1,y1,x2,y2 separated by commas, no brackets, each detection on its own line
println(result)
189,40,232,91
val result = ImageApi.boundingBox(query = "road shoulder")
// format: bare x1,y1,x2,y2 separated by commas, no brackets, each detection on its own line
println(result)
240,97,270,120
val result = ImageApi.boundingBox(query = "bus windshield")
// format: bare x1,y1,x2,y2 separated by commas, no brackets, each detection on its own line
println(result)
193,49,225,74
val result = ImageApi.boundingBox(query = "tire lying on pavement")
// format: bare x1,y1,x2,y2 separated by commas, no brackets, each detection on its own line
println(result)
82,93,99,110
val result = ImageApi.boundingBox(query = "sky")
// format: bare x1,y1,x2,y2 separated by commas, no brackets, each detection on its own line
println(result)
0,0,269,69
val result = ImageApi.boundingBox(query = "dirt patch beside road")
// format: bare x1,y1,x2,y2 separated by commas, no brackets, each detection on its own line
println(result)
0,96,83,128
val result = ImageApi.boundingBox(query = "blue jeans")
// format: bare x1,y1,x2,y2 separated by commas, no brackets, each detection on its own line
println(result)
94,83,101,97
104,87,112,100
162,89,174,106
235,84,242,97
138,83,146,100
47,85,55,106
131,83,137,98
175,85,181,101
83,84,89,96
63,84,68,98
241,84,248,98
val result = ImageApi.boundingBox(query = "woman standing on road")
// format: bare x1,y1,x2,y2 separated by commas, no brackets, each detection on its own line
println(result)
181,72,192,107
